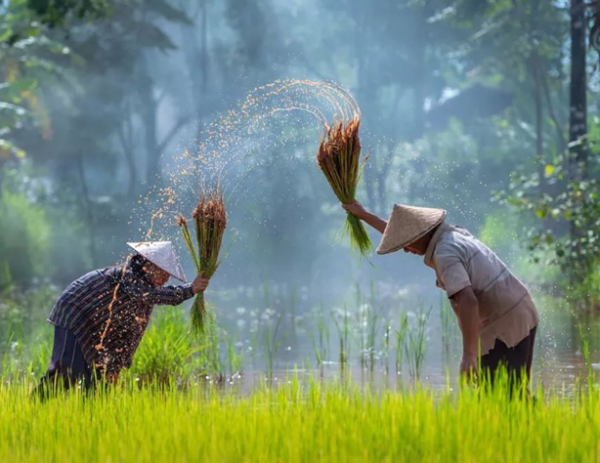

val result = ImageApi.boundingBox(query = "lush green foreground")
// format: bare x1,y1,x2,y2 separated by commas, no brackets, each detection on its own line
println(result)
1,379,599,463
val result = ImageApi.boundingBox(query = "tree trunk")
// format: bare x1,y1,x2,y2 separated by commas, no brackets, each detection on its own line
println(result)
182,0,210,137
541,74,567,155
569,0,588,181
568,0,589,278
142,89,160,186
530,54,546,191
0,160,5,199
118,99,137,198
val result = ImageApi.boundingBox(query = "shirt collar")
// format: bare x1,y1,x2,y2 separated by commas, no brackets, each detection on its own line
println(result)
424,221,449,268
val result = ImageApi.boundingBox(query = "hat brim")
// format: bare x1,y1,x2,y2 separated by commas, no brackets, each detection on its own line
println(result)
127,242,188,283
376,207,447,255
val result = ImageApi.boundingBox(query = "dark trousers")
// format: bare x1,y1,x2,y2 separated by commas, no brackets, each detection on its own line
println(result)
480,327,537,389
35,326,93,397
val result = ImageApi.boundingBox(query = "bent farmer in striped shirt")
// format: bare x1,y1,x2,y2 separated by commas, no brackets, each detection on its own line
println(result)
343,201,539,388
38,241,209,393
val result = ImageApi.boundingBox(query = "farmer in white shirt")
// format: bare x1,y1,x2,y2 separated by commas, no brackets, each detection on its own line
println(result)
343,201,539,387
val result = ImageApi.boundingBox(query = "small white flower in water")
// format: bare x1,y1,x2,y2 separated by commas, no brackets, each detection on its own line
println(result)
286,346,292,351
397,288,409,297
237,320,246,329
236,307,246,315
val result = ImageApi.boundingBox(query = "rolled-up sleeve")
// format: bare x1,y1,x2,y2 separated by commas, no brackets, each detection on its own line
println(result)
434,243,472,298
122,283,195,306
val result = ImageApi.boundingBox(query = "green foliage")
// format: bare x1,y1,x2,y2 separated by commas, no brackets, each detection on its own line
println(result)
0,0,77,162
500,144,600,283
26,0,110,27
566,261,600,311
0,284,55,378
0,188,51,286
478,209,521,263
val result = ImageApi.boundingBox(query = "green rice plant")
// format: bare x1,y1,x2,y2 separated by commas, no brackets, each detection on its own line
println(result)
262,310,283,381
360,302,379,371
404,305,432,380
439,295,455,351
309,304,329,366
130,307,200,386
332,306,351,370
317,117,371,255
357,281,383,371
177,192,227,333
577,323,595,390
225,339,241,377
394,313,409,374
2,374,600,462
198,310,224,381
382,320,392,372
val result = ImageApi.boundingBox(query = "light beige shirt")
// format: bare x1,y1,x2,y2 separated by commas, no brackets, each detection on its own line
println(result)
424,222,539,356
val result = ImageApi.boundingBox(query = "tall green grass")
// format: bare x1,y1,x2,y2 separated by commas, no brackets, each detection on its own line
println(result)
1,376,599,462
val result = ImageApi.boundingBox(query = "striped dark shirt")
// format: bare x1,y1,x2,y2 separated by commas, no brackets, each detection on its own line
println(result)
47,265,194,374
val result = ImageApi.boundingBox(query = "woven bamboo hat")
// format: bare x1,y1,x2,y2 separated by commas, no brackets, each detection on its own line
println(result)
127,241,187,282
376,205,447,255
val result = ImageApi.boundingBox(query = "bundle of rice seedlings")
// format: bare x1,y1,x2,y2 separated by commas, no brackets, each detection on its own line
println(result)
177,192,227,333
317,117,371,255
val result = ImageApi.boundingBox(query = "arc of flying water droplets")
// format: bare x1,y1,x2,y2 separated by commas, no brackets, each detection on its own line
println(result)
134,79,362,244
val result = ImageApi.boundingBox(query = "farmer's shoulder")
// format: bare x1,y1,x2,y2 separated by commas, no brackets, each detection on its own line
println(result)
58,267,118,300
77,267,118,285
434,227,474,259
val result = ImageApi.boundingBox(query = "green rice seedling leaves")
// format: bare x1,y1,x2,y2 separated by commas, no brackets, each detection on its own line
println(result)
3,374,600,462
309,304,329,366
317,117,371,256
405,305,433,380
395,313,409,374
177,192,227,333
131,307,200,386
262,310,283,381
332,306,351,370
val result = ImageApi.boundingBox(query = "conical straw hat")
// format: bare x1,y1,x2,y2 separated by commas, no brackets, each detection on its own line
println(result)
376,204,447,255
127,241,187,282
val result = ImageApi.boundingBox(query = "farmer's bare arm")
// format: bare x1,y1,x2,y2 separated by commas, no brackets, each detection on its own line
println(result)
342,200,387,234
452,286,480,376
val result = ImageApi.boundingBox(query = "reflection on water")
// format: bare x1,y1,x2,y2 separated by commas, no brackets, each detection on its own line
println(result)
207,351,600,398
206,286,600,396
